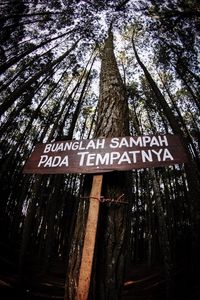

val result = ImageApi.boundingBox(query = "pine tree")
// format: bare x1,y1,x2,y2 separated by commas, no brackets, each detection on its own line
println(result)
65,27,132,300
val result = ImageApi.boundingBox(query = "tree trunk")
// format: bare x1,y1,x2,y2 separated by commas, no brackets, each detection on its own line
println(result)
0,38,81,116
92,28,131,300
0,29,73,74
64,27,132,300
132,34,200,283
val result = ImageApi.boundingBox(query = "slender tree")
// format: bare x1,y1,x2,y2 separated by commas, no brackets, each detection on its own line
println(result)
64,26,131,300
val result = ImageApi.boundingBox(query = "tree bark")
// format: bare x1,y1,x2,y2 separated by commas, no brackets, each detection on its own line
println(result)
0,38,81,116
132,34,200,281
0,29,74,74
64,27,132,300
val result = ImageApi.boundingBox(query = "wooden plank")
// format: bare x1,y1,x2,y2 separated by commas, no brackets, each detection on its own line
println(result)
76,175,103,300
22,135,188,174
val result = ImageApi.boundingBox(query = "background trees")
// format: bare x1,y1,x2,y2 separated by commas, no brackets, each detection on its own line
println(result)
0,0,199,299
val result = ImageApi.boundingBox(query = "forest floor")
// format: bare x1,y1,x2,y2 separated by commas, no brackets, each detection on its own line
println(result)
0,244,200,300
122,261,200,300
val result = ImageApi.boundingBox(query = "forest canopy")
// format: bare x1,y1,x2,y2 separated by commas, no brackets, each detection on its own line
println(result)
0,0,200,299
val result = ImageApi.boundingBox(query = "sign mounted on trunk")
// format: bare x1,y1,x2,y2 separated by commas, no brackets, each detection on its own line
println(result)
23,134,188,174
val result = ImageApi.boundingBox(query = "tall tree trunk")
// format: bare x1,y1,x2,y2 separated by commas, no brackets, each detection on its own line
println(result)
0,38,81,116
64,27,132,300
132,35,200,282
92,28,131,300
0,29,74,74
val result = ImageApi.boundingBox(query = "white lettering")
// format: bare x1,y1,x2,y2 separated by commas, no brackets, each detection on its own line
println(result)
78,141,86,150
118,151,131,164
142,136,151,147
119,137,129,148
64,142,73,151
38,155,69,168
141,150,153,162
52,156,61,167
110,138,119,148
150,136,160,147
72,141,79,150
56,143,64,152
44,144,52,153
158,135,168,146
86,153,96,166
38,155,48,166
110,152,121,164
86,140,96,150
129,137,142,147
77,151,89,166
96,153,109,165
51,144,58,152
59,155,69,167
96,138,105,149
129,151,140,163
163,149,174,161
45,157,53,167
152,149,163,161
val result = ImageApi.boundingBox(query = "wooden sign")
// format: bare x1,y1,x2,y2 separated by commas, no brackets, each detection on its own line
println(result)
23,134,187,174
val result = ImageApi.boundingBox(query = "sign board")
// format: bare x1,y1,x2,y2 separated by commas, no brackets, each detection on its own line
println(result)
22,135,187,174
